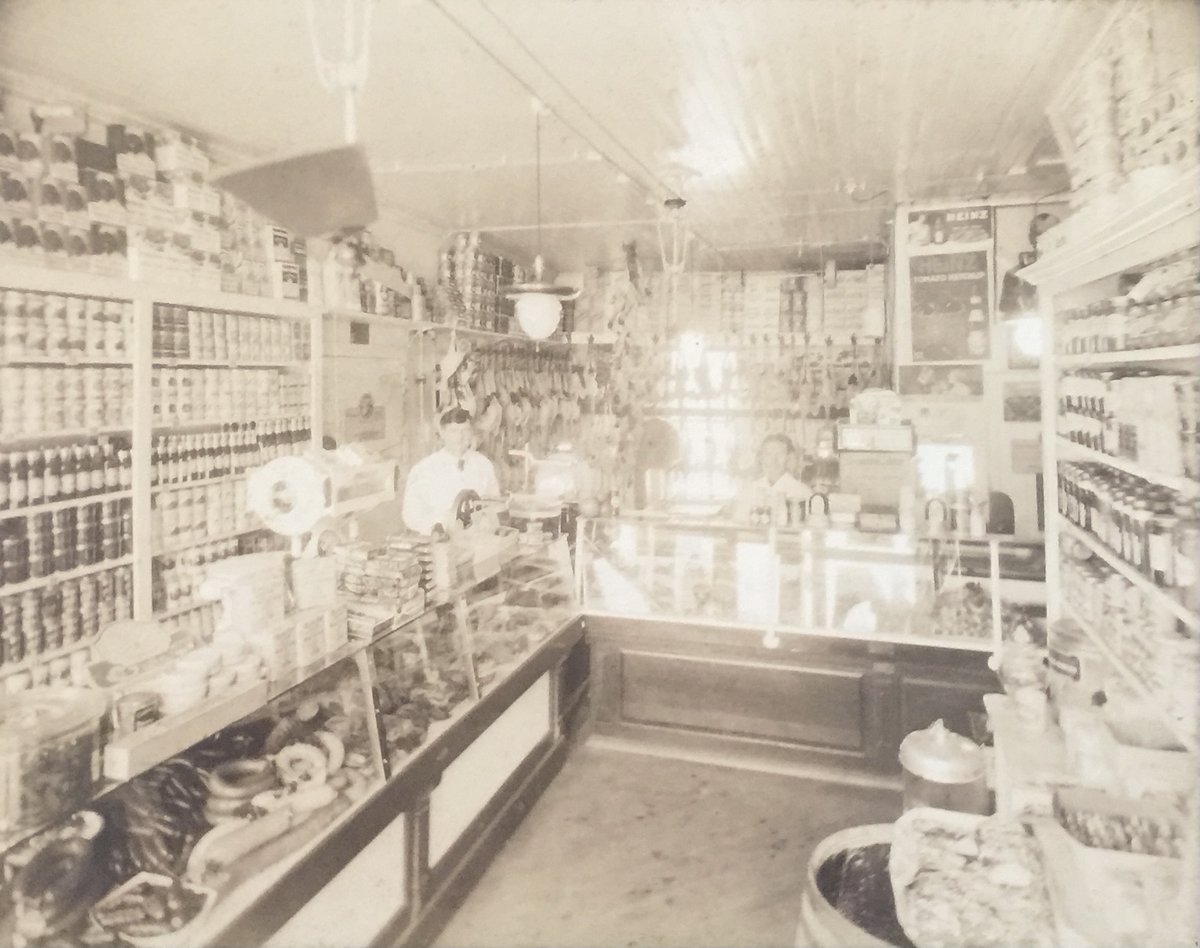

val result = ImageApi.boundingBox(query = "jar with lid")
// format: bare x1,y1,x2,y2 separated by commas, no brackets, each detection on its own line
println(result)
898,719,990,814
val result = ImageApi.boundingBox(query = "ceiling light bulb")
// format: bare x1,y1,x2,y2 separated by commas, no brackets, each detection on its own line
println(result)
514,293,562,340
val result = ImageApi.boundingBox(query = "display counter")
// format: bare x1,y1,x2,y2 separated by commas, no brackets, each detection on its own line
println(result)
0,540,586,948
578,517,1039,782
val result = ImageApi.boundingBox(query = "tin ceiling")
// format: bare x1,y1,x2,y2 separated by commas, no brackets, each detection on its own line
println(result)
0,0,1111,275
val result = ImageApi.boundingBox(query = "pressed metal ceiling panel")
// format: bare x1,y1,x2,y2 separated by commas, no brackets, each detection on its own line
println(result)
0,0,1113,273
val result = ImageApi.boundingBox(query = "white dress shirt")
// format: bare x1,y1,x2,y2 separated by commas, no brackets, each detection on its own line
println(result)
401,449,500,534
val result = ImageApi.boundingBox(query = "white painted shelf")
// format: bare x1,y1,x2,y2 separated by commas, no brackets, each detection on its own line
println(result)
1020,169,1200,290
1,264,314,318
1056,437,1200,498
1058,515,1198,631
1061,599,1196,753
0,489,133,522
154,524,269,557
0,555,134,597
0,353,133,367
151,358,308,368
1057,343,1200,367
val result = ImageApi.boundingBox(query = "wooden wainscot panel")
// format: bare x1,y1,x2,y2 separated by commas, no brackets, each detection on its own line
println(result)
618,650,868,752
898,665,997,740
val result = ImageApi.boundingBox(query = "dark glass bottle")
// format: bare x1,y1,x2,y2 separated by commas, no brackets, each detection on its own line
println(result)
44,447,61,504
60,446,77,500
26,450,45,507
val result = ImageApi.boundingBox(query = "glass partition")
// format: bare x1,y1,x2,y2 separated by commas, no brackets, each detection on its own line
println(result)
578,517,1045,651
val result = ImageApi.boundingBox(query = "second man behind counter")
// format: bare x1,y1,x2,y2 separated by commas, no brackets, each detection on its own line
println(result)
402,407,501,535
733,433,812,525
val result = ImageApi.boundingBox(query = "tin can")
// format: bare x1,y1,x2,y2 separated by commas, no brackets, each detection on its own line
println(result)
23,293,46,356
1,291,25,358
103,301,125,355
44,295,67,356
113,691,161,735
84,298,105,356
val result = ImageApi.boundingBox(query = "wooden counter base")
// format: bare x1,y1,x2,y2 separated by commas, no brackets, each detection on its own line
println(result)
585,615,996,782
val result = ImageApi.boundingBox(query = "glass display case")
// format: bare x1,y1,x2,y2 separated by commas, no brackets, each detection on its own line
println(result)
578,517,1044,651
0,539,583,948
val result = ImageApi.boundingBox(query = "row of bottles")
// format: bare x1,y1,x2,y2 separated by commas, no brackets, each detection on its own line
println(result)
1057,461,1199,596
151,365,310,425
0,498,133,588
0,565,133,670
1055,248,1200,354
0,364,132,437
0,289,131,361
151,418,310,487
0,439,131,512
152,303,312,362
1058,370,1200,481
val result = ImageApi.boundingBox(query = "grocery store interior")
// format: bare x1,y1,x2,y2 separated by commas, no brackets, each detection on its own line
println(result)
0,1,1198,946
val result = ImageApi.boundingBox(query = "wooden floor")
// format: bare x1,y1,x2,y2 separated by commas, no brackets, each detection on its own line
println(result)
432,740,901,948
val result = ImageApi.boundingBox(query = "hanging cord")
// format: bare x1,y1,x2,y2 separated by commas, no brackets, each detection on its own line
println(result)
535,106,543,261
304,0,373,144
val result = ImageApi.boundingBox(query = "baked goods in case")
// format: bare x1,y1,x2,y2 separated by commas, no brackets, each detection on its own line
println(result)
890,808,1056,948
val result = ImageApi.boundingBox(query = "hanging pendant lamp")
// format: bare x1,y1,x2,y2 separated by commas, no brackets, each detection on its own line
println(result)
506,105,579,340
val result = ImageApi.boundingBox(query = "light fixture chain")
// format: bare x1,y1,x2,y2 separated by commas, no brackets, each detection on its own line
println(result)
535,108,543,257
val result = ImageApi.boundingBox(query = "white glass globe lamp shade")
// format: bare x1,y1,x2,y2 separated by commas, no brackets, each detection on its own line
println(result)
514,292,562,340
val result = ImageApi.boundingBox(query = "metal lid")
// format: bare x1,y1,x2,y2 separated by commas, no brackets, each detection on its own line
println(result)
898,719,985,784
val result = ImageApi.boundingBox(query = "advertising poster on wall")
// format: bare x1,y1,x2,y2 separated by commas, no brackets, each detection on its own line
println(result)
908,251,991,361
907,206,993,252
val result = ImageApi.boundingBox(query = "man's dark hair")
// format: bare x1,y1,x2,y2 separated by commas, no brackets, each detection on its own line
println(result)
440,407,472,426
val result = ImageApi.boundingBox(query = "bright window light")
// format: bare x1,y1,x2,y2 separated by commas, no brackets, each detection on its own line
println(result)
916,444,976,494
1011,316,1042,358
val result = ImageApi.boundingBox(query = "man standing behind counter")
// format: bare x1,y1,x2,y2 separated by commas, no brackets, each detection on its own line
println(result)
734,432,811,524
402,407,500,534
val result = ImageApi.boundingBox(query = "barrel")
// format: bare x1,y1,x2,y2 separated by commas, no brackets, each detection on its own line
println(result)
795,824,912,948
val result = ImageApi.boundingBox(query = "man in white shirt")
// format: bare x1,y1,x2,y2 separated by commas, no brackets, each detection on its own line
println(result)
734,433,811,525
401,407,501,534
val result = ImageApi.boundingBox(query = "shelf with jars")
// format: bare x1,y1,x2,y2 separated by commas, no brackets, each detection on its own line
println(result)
1022,155,1200,760
1,262,322,636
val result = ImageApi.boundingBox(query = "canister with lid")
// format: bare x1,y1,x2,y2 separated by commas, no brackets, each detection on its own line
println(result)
898,719,990,814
